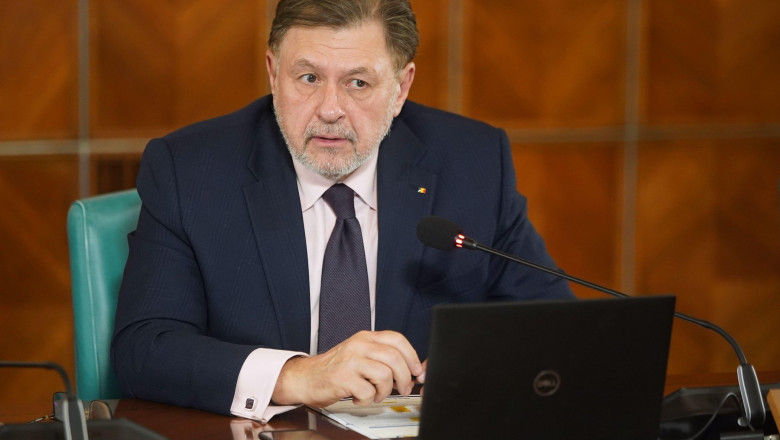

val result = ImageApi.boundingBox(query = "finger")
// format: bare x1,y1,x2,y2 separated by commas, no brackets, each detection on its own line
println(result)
317,342,390,405
334,331,417,394
416,359,428,384
309,332,421,404
366,331,423,376
351,357,397,403
349,375,380,406
359,335,417,395
369,373,395,403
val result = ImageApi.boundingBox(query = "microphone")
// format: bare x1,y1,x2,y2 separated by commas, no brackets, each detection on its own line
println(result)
0,361,88,440
0,361,165,439
416,215,766,430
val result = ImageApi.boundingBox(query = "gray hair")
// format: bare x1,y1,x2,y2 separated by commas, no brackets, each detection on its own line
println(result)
268,0,418,71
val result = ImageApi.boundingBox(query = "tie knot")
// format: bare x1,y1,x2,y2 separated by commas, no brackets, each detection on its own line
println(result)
322,184,356,219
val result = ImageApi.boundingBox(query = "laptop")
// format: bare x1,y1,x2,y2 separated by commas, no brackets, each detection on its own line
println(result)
416,295,676,440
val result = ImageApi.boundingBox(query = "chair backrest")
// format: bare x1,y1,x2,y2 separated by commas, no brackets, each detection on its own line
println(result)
67,189,141,401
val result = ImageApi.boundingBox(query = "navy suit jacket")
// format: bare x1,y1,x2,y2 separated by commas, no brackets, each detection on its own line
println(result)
111,95,573,414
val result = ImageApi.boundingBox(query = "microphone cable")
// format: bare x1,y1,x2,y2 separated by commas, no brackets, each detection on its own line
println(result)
416,215,767,437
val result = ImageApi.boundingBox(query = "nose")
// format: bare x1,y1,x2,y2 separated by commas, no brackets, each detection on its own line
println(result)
315,83,346,123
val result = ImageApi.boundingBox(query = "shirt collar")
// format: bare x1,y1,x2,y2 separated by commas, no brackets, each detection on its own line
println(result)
292,153,379,212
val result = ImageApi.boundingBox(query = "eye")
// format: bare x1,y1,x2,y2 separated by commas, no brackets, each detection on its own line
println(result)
350,79,368,89
301,73,318,84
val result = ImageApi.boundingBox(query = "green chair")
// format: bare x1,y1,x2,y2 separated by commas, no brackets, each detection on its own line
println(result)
67,189,141,401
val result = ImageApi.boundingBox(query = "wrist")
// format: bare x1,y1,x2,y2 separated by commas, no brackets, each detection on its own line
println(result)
271,355,307,406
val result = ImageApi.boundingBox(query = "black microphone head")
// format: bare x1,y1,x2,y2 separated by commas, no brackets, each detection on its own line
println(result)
416,216,463,251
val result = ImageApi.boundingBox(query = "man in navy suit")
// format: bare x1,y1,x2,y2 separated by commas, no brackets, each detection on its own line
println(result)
112,0,574,421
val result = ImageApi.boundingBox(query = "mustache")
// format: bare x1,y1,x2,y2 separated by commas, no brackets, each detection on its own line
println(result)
304,123,357,144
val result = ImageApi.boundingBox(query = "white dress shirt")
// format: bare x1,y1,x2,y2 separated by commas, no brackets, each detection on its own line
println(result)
230,153,379,422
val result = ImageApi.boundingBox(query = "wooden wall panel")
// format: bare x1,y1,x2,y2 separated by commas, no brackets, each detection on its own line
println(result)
636,140,780,374
462,0,626,128
0,1,78,140
0,155,79,407
513,143,624,299
406,0,450,109
90,0,268,137
91,154,142,195
642,0,780,124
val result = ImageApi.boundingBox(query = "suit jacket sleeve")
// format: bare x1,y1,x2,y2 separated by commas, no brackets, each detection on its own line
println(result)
394,106,573,305
111,138,257,414
378,105,574,357
486,128,573,301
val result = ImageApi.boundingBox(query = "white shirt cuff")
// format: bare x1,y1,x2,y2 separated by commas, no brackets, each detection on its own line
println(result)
230,348,307,422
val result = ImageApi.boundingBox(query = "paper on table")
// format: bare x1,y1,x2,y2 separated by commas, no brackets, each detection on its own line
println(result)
315,395,421,439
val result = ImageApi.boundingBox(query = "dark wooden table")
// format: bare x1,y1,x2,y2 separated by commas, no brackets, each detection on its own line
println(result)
2,371,778,440
112,398,367,440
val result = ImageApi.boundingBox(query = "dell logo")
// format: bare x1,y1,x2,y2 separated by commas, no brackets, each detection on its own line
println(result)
533,370,561,397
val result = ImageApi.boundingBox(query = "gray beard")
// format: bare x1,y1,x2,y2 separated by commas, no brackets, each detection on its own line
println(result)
273,97,397,181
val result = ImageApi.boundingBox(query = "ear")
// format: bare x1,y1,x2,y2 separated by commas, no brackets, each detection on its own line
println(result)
392,62,416,116
266,49,278,93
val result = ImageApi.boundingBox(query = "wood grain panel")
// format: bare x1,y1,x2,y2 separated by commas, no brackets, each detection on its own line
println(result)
0,1,78,140
636,140,780,374
406,0,450,110
90,154,142,195
462,0,626,128
90,0,267,137
512,143,624,299
643,0,780,124
0,155,79,405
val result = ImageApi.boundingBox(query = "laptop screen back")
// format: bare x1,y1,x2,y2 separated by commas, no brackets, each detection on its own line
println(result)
418,296,675,440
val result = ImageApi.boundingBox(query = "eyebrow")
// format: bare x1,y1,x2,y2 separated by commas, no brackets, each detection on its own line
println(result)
291,58,319,71
345,66,372,76
291,58,378,79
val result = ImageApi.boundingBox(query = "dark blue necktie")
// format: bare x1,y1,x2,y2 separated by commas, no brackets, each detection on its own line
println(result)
317,184,371,353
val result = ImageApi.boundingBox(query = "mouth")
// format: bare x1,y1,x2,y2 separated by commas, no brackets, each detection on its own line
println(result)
314,135,344,141
303,122,357,149
307,132,356,149
310,135,347,145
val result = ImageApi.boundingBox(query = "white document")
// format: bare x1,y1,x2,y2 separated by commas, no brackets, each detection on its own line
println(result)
316,395,421,439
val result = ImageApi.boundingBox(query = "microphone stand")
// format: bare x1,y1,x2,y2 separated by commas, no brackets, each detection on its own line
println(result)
0,361,166,439
453,234,766,431
0,361,88,440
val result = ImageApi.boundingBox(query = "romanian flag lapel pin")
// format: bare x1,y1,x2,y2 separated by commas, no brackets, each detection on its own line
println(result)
417,187,427,194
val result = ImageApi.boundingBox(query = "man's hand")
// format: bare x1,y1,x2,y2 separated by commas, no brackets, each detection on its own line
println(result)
271,330,424,408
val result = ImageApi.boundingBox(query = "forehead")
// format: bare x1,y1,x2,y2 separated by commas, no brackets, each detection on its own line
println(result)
277,21,394,73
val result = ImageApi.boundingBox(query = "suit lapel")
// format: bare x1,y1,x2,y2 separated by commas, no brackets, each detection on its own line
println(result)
243,117,311,353
240,108,438,348
375,120,437,333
